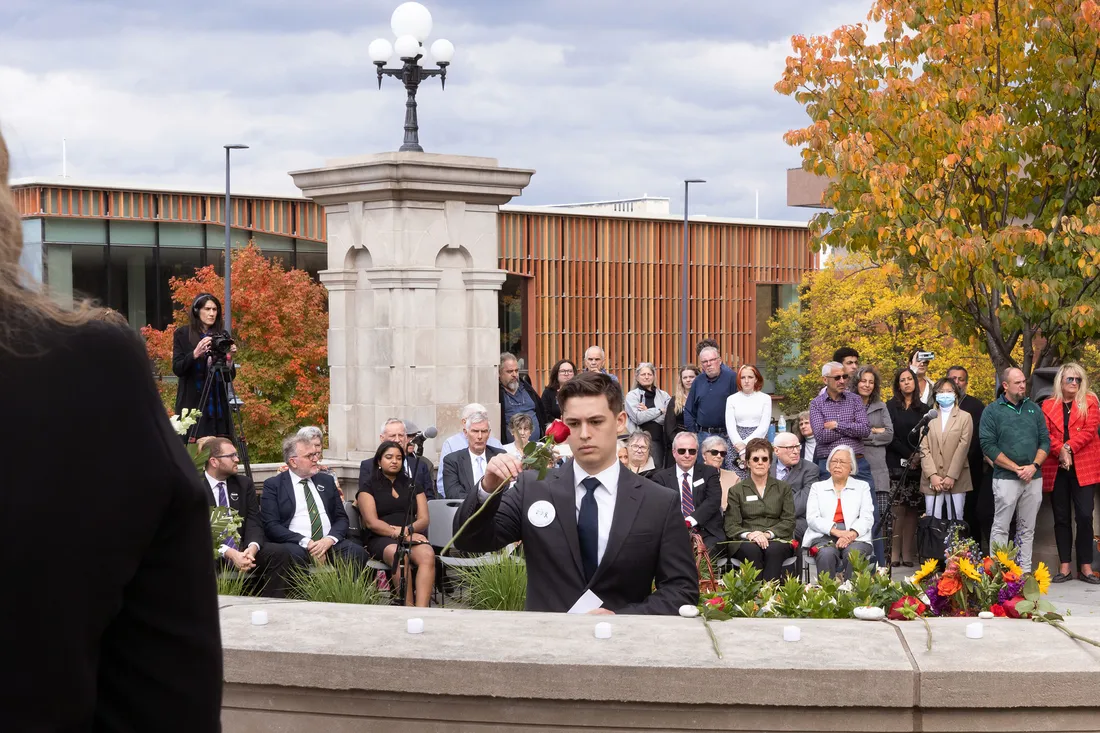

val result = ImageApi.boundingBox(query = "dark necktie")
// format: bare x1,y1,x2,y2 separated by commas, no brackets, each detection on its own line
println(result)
216,481,237,549
680,472,695,517
301,479,324,541
578,477,600,582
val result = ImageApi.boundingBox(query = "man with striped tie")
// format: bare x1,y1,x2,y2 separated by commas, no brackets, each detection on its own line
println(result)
651,432,725,557
261,433,367,595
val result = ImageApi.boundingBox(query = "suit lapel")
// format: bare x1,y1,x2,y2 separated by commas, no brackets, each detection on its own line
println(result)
460,451,475,495
590,470,642,586
549,464,585,580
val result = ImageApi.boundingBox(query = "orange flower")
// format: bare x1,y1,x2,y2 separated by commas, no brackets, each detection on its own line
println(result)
1003,570,1019,583
937,574,962,596
983,557,993,574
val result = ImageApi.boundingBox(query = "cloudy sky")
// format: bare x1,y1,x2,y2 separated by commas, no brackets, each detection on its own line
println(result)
0,0,873,221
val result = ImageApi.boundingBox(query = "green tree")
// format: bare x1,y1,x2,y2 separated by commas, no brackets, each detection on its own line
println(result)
776,0,1100,383
760,255,996,413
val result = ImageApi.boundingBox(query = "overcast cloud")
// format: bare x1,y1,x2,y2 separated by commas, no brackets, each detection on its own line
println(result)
0,0,875,220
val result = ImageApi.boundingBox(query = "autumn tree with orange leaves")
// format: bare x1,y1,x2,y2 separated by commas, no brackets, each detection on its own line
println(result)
777,0,1100,383
142,243,329,462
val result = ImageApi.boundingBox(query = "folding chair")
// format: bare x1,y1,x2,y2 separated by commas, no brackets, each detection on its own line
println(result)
427,498,512,605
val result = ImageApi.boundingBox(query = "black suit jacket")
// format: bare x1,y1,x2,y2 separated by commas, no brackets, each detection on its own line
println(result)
650,464,724,547
452,460,699,614
261,471,348,544
771,459,817,542
4,320,221,731
358,456,435,500
442,445,505,500
206,472,264,548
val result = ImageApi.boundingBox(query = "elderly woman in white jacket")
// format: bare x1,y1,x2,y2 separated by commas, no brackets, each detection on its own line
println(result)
803,445,875,579
625,362,671,469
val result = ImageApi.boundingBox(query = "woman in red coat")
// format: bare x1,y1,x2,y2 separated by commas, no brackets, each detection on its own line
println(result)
1041,363,1100,584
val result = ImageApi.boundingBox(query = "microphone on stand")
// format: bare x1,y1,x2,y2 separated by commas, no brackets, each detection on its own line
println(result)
908,409,939,440
408,426,438,447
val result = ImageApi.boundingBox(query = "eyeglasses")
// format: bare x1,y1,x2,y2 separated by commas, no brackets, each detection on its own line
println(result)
749,456,770,463
706,449,728,458
775,445,800,450
212,452,239,460
1065,376,1082,384
675,448,698,455
828,375,849,381
295,452,322,461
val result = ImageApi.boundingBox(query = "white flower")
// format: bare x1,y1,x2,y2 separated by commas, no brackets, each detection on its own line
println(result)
171,408,201,436
838,580,853,592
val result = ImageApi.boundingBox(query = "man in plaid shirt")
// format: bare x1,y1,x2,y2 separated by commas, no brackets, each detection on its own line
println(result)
809,361,874,486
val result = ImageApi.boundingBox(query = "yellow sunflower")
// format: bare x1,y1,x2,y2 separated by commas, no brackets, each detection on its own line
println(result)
958,557,982,582
912,558,938,584
1033,562,1052,595
996,550,1023,577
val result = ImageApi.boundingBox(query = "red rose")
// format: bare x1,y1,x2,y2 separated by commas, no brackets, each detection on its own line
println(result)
887,595,927,620
990,604,1006,617
1002,596,1027,619
809,545,820,558
685,518,693,528
545,419,571,444
790,539,800,551
705,597,726,611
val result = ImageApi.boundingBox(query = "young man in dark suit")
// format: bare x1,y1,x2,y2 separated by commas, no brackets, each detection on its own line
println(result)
359,418,435,499
261,434,367,593
442,411,506,500
650,432,725,555
453,372,699,614
202,437,292,597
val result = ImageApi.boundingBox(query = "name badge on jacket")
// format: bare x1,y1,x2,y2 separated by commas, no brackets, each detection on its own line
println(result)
693,479,704,487
528,500,556,528
745,495,759,503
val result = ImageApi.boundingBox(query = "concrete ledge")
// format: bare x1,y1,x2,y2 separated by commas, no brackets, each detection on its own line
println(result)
219,598,1100,731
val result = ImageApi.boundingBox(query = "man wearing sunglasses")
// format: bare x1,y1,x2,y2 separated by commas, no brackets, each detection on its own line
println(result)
770,433,817,544
203,437,289,597
809,362,874,487
651,432,725,556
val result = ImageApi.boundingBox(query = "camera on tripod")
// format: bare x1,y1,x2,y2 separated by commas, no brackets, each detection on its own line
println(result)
208,331,235,361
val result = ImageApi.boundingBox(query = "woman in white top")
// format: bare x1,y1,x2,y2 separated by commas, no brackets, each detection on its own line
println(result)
909,348,933,405
503,413,534,459
625,362,671,469
803,445,875,579
725,364,773,480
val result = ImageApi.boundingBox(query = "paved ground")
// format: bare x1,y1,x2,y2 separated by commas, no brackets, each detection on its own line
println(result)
1047,577,1100,617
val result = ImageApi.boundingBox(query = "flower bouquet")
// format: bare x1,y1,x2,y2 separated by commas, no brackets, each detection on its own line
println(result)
441,419,572,556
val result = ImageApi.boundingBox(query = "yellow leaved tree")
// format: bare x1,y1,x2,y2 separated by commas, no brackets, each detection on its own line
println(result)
760,254,997,412
776,0,1100,384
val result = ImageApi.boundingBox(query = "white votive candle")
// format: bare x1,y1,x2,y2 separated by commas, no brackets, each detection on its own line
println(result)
250,610,268,626
594,622,612,639
966,622,984,639
407,618,424,634
783,625,801,642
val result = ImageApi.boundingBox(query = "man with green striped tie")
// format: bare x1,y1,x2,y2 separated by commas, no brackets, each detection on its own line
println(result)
261,433,367,596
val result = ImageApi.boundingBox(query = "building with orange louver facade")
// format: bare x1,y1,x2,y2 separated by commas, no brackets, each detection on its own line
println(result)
13,178,817,389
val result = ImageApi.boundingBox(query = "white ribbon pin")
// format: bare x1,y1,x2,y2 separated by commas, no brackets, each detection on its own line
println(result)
528,500,556,528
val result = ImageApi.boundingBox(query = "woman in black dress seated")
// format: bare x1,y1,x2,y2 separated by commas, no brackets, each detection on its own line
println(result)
356,441,436,607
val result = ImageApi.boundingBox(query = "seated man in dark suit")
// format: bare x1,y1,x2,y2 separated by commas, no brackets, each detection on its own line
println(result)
262,433,367,594
771,432,817,543
358,418,435,500
201,437,291,597
442,410,505,500
650,432,724,555
453,372,698,615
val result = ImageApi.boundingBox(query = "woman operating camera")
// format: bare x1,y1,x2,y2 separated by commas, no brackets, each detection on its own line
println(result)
172,293,237,439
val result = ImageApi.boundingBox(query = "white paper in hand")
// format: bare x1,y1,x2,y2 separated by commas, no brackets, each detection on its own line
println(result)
567,589,603,614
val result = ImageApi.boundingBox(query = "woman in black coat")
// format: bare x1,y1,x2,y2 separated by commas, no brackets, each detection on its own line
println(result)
886,367,929,568
541,358,576,422
0,131,221,731
172,293,236,439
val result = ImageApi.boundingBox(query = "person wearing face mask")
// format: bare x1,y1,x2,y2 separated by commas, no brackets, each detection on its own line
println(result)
919,378,974,521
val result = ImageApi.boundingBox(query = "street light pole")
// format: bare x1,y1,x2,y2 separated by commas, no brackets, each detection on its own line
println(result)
223,144,249,334
681,179,706,364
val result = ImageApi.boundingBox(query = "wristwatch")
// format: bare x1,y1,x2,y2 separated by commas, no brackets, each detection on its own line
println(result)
1032,462,1042,471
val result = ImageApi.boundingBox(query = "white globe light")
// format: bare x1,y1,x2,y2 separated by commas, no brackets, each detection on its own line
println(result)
368,38,393,63
391,2,433,42
394,34,422,60
430,38,454,64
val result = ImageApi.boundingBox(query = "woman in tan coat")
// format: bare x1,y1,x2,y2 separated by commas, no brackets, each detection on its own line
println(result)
919,377,973,519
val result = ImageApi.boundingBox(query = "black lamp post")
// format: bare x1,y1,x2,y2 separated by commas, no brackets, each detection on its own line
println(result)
370,3,455,153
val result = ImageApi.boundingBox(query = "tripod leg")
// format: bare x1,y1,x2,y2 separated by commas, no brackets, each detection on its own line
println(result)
404,553,414,606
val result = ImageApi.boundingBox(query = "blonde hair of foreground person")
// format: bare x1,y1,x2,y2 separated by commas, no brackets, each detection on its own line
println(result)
0,133,101,350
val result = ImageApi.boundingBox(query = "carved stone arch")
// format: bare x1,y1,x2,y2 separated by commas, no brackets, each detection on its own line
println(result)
344,245,373,271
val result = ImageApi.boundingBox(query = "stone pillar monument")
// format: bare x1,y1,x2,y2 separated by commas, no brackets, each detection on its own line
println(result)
290,152,534,462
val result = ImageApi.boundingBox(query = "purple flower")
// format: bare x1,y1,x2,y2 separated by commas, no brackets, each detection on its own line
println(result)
925,581,948,616
998,579,1023,604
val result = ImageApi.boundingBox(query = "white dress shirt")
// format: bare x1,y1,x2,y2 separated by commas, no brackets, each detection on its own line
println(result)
573,460,620,565
675,465,698,527
437,431,504,497
206,472,259,555
469,449,488,487
287,473,337,548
